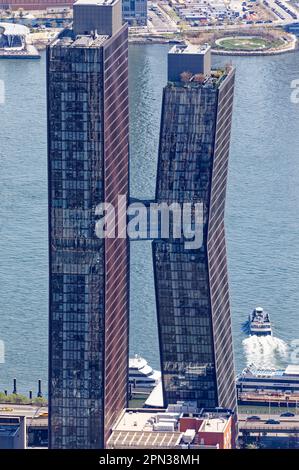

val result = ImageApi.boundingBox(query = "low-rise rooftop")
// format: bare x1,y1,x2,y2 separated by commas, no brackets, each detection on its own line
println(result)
108,430,182,449
199,417,228,433
114,409,159,432
107,404,233,449
74,0,117,5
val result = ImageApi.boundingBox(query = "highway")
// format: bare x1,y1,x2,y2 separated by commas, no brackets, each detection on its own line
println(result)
239,412,299,434
240,412,299,420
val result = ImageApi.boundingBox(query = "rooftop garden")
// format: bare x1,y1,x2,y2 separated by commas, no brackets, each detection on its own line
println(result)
168,64,232,89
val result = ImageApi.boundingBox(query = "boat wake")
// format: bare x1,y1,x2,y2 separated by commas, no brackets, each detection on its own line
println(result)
243,334,289,369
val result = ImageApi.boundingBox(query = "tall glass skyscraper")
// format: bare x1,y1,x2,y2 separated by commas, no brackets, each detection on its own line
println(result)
47,0,129,448
153,44,237,418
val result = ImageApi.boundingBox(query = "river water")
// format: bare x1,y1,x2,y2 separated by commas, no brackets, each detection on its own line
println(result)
0,46,299,394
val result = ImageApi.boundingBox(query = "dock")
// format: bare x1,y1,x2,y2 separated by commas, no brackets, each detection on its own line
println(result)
0,45,40,59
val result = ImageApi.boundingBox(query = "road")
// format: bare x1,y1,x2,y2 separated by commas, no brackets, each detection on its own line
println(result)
147,5,178,33
0,404,47,418
239,412,299,422
238,411,299,438
239,412,299,433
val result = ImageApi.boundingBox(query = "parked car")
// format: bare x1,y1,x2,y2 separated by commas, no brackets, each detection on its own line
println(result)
265,419,280,424
246,415,261,421
280,412,295,417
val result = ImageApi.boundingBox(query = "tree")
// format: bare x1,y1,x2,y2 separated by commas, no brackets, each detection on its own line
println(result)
193,73,205,84
245,442,260,449
180,71,192,83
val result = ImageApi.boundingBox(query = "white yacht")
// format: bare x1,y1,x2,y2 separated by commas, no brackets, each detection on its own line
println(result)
129,355,161,392
248,307,272,336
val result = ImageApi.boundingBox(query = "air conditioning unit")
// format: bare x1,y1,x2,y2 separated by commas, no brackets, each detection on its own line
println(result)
182,429,196,444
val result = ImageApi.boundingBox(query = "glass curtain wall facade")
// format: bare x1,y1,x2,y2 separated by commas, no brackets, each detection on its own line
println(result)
153,64,237,417
47,20,129,448
122,0,147,26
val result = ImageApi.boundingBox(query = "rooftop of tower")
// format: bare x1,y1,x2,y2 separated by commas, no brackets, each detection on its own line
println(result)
50,0,124,48
167,42,211,82
52,34,110,48
73,0,122,36
169,43,211,56
166,42,233,88
167,41,234,88
168,66,233,87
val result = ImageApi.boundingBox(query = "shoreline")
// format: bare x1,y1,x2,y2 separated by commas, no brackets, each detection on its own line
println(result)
211,45,297,56
25,24,298,57
128,36,297,56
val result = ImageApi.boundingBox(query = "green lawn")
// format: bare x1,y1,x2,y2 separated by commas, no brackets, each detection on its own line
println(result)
216,36,282,51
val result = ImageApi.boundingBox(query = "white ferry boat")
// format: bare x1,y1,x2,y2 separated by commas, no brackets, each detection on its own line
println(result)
248,307,272,336
129,355,161,392
237,364,299,406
